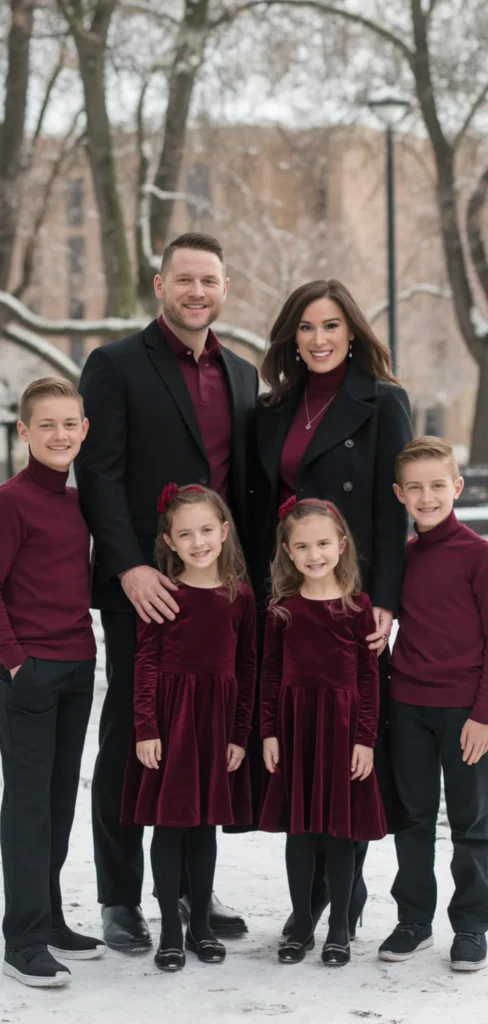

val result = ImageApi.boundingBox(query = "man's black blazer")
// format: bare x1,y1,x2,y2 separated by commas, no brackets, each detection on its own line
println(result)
75,319,258,611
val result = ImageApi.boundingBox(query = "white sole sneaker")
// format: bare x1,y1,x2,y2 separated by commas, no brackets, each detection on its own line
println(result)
3,960,71,987
48,943,107,961
378,936,434,962
451,956,487,972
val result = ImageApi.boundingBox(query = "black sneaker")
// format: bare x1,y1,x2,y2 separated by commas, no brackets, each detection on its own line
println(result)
48,924,107,960
378,923,433,961
3,944,71,987
450,932,487,972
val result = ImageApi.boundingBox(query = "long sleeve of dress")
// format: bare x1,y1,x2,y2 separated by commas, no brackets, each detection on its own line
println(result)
355,597,380,748
133,615,163,741
231,587,257,748
260,610,285,739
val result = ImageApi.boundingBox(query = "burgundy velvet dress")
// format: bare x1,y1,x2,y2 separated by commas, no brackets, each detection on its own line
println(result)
121,582,256,829
259,591,386,839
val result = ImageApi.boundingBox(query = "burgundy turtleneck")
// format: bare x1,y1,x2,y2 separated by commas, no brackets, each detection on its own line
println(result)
390,510,488,723
279,359,348,502
0,453,96,670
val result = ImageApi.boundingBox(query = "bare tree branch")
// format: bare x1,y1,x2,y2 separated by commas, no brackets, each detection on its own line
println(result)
368,283,452,324
31,43,68,153
14,113,85,300
454,81,488,150
467,163,488,306
0,0,36,291
211,0,414,63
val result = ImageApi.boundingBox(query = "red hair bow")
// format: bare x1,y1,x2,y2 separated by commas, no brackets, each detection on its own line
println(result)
278,495,297,520
157,482,179,514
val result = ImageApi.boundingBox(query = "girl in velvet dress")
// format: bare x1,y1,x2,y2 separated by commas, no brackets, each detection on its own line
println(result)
260,497,386,967
121,483,256,972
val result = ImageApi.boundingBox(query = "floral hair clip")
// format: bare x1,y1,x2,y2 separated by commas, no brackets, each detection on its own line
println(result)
277,495,297,520
157,482,207,514
157,482,179,514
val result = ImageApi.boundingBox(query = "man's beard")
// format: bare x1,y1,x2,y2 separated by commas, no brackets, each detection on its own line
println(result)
163,297,222,332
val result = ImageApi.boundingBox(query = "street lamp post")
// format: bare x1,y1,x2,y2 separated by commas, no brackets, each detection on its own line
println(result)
367,96,410,374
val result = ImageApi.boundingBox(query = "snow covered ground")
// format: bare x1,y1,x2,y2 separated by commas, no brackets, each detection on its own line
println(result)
1,616,486,1024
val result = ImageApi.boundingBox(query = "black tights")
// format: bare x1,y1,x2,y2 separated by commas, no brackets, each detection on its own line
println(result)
285,833,354,945
151,825,217,950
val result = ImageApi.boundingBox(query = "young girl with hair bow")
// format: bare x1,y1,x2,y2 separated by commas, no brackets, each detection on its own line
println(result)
121,483,256,972
259,496,386,967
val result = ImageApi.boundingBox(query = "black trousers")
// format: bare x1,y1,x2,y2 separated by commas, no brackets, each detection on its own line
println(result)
0,657,94,948
93,611,143,905
391,700,488,933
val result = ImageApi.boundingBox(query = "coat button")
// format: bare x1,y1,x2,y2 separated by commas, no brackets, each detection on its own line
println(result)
343,481,353,492
199,476,208,485
344,438,354,448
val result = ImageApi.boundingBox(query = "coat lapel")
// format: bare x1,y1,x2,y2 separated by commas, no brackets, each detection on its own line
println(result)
142,320,207,462
299,361,377,470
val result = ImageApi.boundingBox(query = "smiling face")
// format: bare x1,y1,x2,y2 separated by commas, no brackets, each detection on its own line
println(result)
153,247,229,334
17,396,88,471
394,457,464,531
296,297,354,373
164,502,229,573
284,513,346,582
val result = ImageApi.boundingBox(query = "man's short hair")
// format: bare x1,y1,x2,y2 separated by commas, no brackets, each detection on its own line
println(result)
160,232,225,277
20,377,84,425
395,435,460,484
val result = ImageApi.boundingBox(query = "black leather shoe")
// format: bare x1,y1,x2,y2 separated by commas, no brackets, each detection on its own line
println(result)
278,934,315,964
179,892,247,938
185,929,226,963
282,899,329,938
101,905,152,952
154,933,185,973
321,941,351,967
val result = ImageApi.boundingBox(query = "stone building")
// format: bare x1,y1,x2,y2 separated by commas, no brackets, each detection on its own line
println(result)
3,121,487,471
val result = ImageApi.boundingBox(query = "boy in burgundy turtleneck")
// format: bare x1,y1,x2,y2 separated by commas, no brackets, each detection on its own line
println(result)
0,378,104,989
378,436,488,973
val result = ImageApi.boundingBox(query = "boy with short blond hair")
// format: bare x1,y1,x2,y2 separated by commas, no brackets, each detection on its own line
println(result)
379,435,488,971
0,378,105,988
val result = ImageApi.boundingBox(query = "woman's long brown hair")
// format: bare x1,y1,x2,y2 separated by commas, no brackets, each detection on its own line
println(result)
261,278,398,405
155,486,248,602
270,499,362,621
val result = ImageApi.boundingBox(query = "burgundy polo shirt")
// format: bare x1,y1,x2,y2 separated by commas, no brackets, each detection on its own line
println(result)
157,316,232,500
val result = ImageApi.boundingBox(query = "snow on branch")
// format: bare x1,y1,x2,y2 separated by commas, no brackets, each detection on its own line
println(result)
368,283,452,323
470,307,488,339
0,293,267,355
4,324,82,383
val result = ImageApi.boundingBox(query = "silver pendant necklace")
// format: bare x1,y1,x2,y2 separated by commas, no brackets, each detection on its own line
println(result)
304,391,335,430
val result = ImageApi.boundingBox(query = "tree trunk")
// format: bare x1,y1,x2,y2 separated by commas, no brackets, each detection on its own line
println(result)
470,345,488,465
67,4,138,317
138,0,209,306
0,0,35,291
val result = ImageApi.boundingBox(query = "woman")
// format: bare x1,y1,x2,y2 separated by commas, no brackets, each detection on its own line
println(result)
254,279,412,938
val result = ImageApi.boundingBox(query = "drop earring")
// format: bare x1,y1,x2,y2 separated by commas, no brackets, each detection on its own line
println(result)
296,345,301,362
348,340,353,359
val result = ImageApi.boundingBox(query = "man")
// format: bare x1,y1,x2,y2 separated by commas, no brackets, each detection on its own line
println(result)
75,233,258,952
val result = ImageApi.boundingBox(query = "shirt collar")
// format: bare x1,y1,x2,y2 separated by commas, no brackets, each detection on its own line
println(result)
415,508,461,547
157,314,222,361
25,452,69,494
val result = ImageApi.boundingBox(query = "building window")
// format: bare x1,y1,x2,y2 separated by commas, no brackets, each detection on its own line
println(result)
187,164,212,224
68,236,85,280
67,179,84,227
69,297,85,319
424,405,445,436
70,337,85,366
